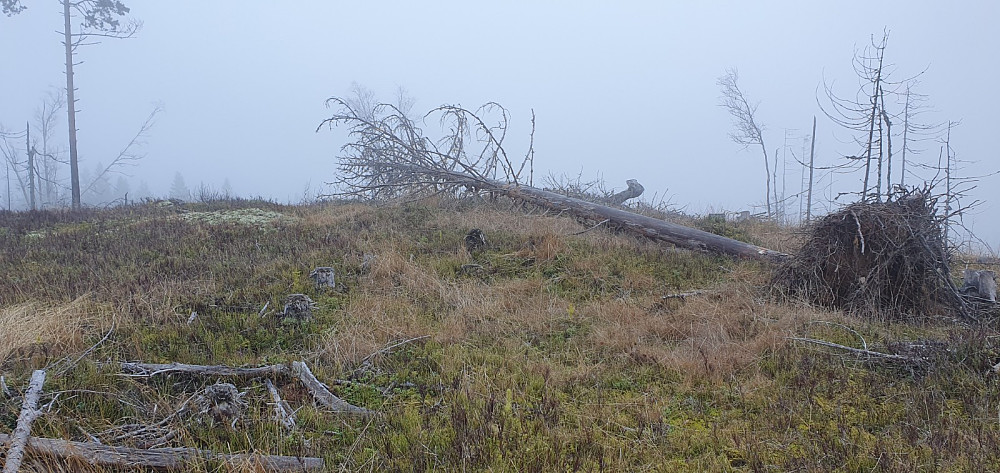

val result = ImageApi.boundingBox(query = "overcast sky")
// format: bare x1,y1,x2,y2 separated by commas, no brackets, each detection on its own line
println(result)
2,1,998,248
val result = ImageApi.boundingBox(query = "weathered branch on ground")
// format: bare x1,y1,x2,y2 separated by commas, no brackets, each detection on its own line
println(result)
3,370,46,473
661,290,709,300
265,379,296,430
121,361,372,415
290,361,372,416
789,337,918,363
0,434,324,471
122,361,288,378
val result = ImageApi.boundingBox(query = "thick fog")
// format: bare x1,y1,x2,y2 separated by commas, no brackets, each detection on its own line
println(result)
2,1,997,249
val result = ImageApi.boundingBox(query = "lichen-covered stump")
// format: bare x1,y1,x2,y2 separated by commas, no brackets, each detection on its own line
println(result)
308,267,336,290
281,294,316,321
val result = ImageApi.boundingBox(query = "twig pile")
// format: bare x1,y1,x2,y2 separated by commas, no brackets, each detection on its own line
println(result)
774,189,969,320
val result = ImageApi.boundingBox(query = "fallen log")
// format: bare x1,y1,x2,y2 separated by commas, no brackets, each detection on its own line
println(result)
121,361,373,416
412,166,790,262
0,434,323,471
3,370,46,473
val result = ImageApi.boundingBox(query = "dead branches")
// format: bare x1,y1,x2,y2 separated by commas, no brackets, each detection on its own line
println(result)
121,360,373,416
317,97,534,200
774,188,972,320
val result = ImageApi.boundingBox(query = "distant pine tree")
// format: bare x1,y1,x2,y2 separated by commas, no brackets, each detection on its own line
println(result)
169,172,190,201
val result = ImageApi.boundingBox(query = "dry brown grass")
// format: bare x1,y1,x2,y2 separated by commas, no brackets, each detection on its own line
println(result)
315,202,833,383
0,297,109,367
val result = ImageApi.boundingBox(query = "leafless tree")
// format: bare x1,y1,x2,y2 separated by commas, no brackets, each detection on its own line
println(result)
3,0,141,209
0,126,30,208
34,89,66,207
317,95,534,200
718,68,774,218
317,96,788,261
896,81,941,188
819,31,924,203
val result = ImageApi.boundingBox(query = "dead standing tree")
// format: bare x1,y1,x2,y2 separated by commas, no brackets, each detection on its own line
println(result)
718,68,775,219
820,31,922,203
2,0,141,210
317,98,788,262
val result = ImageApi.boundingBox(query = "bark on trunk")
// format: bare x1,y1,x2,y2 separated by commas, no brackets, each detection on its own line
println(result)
0,434,324,471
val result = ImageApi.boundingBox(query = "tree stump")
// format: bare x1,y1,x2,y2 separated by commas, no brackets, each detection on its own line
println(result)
308,267,336,290
465,229,487,253
962,269,997,302
193,382,246,428
281,294,316,321
360,253,376,274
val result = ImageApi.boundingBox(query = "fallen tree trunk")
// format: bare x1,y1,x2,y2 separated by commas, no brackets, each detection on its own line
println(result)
3,370,46,473
420,166,790,262
0,434,323,471
121,361,373,416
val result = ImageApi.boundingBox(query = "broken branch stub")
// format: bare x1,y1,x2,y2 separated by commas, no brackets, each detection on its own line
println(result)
606,179,645,206
464,228,488,253
193,383,246,428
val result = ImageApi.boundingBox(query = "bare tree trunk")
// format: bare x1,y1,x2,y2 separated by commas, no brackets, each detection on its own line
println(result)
773,146,780,221
944,122,952,248
63,0,81,210
806,116,817,223
901,87,910,188
25,122,35,210
883,108,892,201
760,141,772,218
875,99,884,202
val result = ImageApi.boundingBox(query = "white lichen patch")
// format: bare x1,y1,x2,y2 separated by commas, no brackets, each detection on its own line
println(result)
175,208,297,228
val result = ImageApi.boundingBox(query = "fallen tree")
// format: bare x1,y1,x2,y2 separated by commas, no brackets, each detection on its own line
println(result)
0,434,324,471
317,98,788,262
3,370,46,473
122,360,373,416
